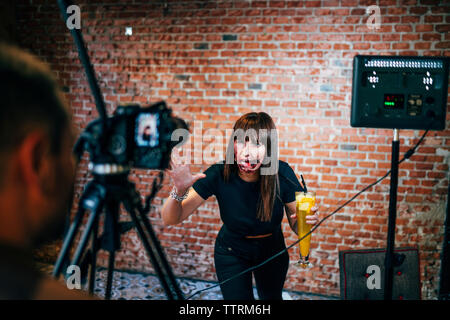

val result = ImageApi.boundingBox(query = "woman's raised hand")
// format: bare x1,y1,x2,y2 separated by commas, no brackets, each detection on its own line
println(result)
166,149,206,195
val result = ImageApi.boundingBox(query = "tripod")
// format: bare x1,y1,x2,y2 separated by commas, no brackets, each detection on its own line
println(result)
52,169,184,300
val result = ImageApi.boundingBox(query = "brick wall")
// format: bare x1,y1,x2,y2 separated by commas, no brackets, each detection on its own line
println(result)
16,0,449,299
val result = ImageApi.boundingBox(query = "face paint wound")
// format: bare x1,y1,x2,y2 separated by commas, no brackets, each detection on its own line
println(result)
232,130,267,174
240,158,259,169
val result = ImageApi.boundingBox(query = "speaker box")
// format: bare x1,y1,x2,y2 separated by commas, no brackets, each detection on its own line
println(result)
339,247,421,300
439,184,450,299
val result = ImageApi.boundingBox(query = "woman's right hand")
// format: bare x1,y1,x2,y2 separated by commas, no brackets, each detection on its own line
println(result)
166,149,206,195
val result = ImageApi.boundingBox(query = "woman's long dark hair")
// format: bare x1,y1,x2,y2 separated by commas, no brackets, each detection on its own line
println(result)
223,112,279,222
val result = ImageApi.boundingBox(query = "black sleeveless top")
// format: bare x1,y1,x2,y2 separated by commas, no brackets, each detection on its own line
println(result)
192,160,304,237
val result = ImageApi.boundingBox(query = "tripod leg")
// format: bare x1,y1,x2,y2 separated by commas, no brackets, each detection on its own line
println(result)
70,206,102,269
126,206,178,300
105,251,115,300
135,207,185,300
88,215,99,294
53,205,87,278
122,184,184,300
99,194,121,300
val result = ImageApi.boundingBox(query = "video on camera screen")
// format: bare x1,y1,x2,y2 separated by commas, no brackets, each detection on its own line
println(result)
135,113,159,147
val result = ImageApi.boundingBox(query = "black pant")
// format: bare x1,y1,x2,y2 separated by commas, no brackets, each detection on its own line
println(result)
214,226,289,300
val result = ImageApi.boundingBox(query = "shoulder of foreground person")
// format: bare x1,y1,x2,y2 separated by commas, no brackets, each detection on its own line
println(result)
34,275,99,300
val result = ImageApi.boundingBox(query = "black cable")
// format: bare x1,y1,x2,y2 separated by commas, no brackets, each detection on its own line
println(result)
400,128,430,164
185,128,430,300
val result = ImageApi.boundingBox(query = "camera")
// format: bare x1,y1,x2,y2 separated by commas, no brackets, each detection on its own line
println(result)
79,101,188,172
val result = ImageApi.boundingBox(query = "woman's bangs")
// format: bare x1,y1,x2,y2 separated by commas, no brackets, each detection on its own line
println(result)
233,115,272,146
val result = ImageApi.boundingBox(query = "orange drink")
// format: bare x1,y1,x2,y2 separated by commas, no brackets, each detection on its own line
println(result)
296,191,316,268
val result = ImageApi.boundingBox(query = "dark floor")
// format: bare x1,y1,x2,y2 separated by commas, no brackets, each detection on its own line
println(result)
37,262,338,300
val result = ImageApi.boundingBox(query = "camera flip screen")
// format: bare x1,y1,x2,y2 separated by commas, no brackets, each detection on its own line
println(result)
135,113,159,148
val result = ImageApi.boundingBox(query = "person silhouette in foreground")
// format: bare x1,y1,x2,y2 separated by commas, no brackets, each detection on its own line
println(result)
0,43,93,299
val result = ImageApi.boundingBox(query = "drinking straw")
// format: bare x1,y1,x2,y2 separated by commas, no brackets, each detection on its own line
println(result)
300,174,308,193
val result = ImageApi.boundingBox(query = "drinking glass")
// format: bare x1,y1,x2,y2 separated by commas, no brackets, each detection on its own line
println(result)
295,191,316,268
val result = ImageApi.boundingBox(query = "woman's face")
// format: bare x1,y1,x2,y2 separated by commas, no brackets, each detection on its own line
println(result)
234,138,266,174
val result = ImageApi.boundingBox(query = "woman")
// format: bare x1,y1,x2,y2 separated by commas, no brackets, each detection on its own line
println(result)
161,112,319,300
